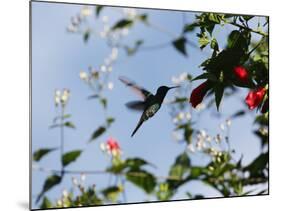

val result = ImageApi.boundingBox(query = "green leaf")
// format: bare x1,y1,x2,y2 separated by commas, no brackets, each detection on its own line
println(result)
83,30,91,43
172,37,187,56
192,72,217,82
111,19,133,30
137,14,148,23
64,121,75,129
198,32,209,49
231,110,246,118
101,186,122,202
33,148,57,162
53,114,71,123
184,124,193,144
208,13,224,24
40,197,53,209
243,152,268,177
36,175,62,203
227,30,240,49
106,117,115,126
62,150,82,167
214,84,224,110
90,126,106,141
125,158,154,170
210,38,219,52
190,166,204,178
169,152,190,179
100,98,107,109
125,39,144,56
126,170,156,194
183,23,198,33
96,5,103,17
242,15,254,21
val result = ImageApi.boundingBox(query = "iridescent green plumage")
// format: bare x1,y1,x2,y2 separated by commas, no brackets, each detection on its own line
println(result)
119,76,180,137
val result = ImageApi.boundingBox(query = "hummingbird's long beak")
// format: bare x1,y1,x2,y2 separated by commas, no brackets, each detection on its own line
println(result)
169,86,180,90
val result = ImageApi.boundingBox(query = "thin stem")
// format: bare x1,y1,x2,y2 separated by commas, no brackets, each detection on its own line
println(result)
146,21,177,38
229,22,268,37
60,106,65,175
121,176,127,202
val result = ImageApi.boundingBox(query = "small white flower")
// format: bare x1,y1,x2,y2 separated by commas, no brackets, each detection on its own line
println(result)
178,112,185,120
179,72,187,81
172,117,178,124
195,103,206,111
79,71,88,81
81,6,92,17
107,82,114,90
220,123,225,131
54,90,61,106
206,135,212,142
61,89,70,104
100,65,107,72
57,199,62,206
67,25,77,33
215,134,222,143
72,177,78,186
123,8,137,19
71,16,80,26
226,119,232,127
62,189,68,198
100,143,106,152
110,47,118,60
187,144,195,152
80,173,86,182
185,112,192,121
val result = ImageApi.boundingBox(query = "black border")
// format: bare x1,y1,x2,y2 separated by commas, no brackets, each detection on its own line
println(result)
29,1,270,210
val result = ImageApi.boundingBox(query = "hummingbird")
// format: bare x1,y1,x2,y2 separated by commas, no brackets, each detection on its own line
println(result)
119,76,180,137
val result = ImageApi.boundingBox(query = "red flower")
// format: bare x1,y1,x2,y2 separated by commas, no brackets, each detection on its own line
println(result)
106,137,120,151
190,81,209,108
245,87,266,110
233,66,249,83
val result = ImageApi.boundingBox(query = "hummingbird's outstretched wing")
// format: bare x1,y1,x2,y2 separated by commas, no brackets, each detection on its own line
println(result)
125,101,145,111
119,76,152,100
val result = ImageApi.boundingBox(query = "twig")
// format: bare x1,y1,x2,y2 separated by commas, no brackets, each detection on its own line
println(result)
229,22,268,37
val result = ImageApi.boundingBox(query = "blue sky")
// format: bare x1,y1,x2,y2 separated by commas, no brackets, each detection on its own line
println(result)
31,1,267,209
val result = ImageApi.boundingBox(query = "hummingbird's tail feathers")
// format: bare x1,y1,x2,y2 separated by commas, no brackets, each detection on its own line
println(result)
131,119,144,137
126,101,145,111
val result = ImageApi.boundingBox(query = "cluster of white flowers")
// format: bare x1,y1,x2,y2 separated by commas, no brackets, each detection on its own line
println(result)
67,6,93,33
80,6,93,17
54,89,70,107
122,8,137,19
79,47,118,92
171,72,188,85
172,111,192,124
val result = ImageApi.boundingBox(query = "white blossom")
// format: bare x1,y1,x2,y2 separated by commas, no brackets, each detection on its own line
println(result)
226,119,232,127
61,89,70,104
79,71,88,81
107,82,114,90
220,123,225,131
81,6,92,17
100,65,107,72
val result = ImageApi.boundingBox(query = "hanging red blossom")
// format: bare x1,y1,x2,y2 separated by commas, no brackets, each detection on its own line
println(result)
245,87,266,110
190,81,209,108
233,66,249,83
